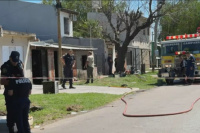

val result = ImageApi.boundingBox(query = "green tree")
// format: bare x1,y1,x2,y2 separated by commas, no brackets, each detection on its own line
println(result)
73,20,103,38
100,0,179,72
42,0,54,5
160,0,200,39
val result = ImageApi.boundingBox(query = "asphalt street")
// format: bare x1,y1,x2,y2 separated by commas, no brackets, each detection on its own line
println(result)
32,84,200,133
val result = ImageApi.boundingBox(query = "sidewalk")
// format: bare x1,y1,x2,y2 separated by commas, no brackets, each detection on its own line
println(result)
31,85,138,95
0,84,139,133
0,85,138,95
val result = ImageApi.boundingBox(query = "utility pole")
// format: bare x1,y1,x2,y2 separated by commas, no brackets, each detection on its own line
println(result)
90,25,93,47
153,19,158,72
56,0,62,82
152,0,160,72
152,32,154,72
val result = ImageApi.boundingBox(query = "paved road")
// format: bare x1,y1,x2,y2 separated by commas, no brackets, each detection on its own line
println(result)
32,84,200,133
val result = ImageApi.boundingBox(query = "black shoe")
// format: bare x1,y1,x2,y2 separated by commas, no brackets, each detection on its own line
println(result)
62,84,66,89
8,127,14,133
69,86,76,89
85,82,89,84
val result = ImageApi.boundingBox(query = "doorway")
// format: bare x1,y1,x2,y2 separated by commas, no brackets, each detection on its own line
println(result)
32,49,48,84
82,55,87,70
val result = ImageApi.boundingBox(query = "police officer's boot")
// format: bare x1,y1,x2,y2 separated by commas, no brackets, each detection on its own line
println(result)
85,79,89,84
8,127,14,133
62,84,66,89
91,79,93,83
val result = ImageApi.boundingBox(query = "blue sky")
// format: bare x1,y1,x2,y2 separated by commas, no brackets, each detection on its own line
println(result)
20,0,42,3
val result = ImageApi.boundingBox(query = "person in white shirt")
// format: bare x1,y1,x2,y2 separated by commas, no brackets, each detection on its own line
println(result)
85,51,94,84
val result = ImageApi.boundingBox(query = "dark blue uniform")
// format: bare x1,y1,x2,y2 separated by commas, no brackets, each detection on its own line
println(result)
180,59,187,76
7,78,32,133
186,55,195,81
0,60,23,131
62,53,75,88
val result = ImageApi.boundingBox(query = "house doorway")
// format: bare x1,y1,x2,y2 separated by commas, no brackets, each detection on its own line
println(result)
82,55,87,70
32,49,48,84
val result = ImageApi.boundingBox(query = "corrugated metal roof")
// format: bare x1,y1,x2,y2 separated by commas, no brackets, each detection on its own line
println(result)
29,42,98,50
3,30,36,37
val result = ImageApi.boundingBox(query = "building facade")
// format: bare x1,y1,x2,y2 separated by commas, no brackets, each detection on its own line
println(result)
0,1,101,83
87,12,151,72
0,29,36,77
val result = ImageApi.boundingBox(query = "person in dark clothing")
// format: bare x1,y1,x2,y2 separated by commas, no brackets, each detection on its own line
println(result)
114,54,118,73
7,66,32,133
185,51,195,84
107,54,113,75
0,51,24,133
61,49,76,89
179,56,187,77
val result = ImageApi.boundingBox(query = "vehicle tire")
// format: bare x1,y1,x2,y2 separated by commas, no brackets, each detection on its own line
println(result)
165,78,174,85
165,79,170,84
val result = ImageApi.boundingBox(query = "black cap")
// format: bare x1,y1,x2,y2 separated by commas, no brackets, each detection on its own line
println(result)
10,51,20,62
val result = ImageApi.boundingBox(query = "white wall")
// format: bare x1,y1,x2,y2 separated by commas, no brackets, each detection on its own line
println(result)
0,35,32,79
60,12,73,37
64,50,98,79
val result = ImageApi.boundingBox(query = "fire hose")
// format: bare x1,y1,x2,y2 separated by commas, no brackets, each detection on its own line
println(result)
121,93,200,117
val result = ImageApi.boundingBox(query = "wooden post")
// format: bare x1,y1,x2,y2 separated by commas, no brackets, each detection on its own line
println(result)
56,0,62,83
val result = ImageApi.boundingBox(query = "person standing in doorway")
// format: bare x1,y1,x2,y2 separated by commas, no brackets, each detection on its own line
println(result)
61,49,76,89
114,54,118,73
0,51,24,133
85,51,94,84
107,54,113,75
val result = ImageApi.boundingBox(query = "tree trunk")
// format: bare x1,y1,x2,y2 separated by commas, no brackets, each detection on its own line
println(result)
116,46,127,72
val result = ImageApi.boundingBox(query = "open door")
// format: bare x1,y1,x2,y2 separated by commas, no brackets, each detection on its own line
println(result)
32,49,48,84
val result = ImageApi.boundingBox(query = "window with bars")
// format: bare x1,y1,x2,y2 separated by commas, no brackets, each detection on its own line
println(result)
126,51,132,65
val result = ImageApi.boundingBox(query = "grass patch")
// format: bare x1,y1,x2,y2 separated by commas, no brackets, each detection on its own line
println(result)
75,71,159,89
0,71,160,126
0,93,121,126
0,95,6,113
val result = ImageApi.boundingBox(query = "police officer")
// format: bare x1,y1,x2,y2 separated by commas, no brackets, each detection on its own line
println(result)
7,65,32,133
185,51,195,84
0,51,23,133
61,49,76,89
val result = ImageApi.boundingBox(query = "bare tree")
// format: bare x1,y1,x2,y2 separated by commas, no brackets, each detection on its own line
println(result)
100,0,171,72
